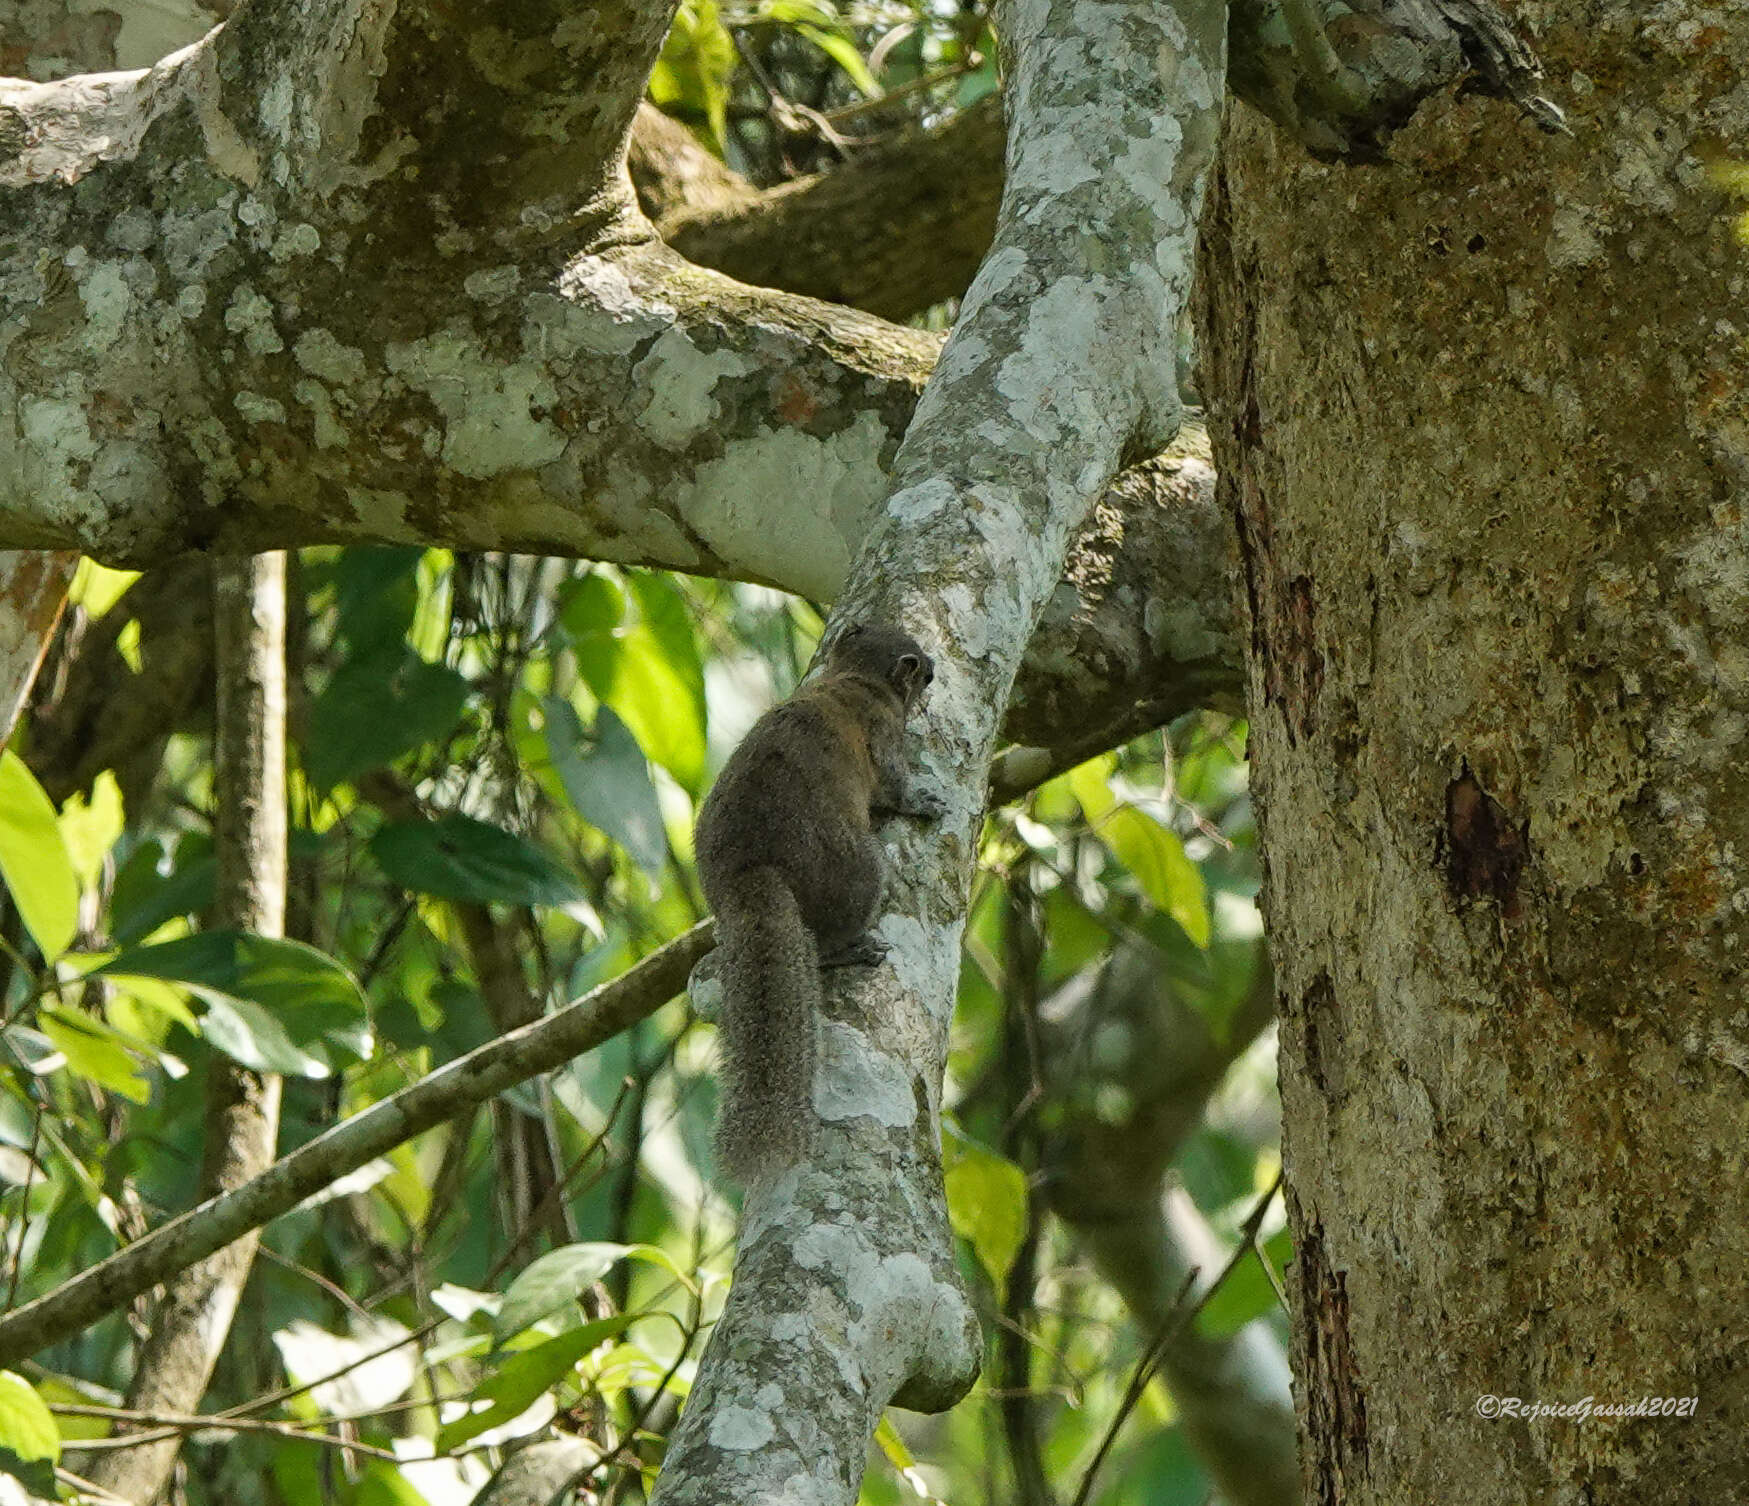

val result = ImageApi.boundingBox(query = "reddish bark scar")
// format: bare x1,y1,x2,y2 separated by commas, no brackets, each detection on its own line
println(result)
1442,767,1529,916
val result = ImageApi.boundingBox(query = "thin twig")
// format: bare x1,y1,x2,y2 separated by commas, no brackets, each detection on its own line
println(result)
55,1408,403,1461
1069,1171,1286,1506
4,1100,42,1312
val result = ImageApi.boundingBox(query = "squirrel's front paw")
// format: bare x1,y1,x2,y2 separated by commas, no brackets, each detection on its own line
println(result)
822,934,889,968
904,789,948,820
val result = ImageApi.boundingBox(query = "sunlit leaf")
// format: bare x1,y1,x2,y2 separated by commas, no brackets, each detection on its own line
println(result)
649,0,736,151
566,574,707,792
0,753,78,962
1103,807,1210,948
943,1132,1028,1285
495,1242,640,1339
371,816,585,907
1067,753,1119,823
272,1316,416,1414
58,770,124,890
67,557,139,618
38,1008,151,1103
0,1370,59,1498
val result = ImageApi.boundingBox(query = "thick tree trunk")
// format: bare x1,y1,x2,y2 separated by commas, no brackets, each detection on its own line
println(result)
1198,2,1749,1500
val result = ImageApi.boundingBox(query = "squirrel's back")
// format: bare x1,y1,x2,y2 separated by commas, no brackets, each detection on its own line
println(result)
694,624,935,1181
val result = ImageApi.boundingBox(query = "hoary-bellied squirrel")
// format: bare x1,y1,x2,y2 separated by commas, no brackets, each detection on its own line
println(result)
695,622,942,1181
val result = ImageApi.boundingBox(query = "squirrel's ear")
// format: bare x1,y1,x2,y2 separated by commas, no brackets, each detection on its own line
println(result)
896,653,924,687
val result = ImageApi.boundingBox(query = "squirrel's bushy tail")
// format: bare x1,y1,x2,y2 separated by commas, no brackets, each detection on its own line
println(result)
713,865,819,1182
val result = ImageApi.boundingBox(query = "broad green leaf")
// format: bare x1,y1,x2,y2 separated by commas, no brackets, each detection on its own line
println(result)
1067,753,1119,823
0,751,79,960
58,770,124,889
545,700,669,877
567,574,707,792
355,1461,433,1506
648,1,736,151
102,972,201,1034
1195,1228,1292,1338
38,1007,151,1103
306,647,470,791
110,834,214,945
67,557,138,618
496,1242,635,1339
100,931,371,1078
796,25,878,97
556,570,625,643
0,1370,59,1498
1105,1425,1207,1506
438,1316,633,1451
942,1133,1028,1285
1103,807,1211,948
370,816,584,907
332,546,422,655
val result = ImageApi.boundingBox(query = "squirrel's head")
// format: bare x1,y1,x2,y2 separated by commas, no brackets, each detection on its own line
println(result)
828,622,935,711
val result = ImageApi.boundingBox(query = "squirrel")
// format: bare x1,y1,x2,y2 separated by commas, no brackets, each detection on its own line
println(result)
694,622,944,1182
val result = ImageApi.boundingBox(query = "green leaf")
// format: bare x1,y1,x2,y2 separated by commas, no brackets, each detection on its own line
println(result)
555,570,625,642
100,931,372,1078
649,1,736,151
567,574,707,792
545,701,669,877
67,558,138,618
101,972,201,1034
496,1242,636,1340
306,648,470,791
110,834,214,945
332,547,422,655
355,1460,436,1506
0,751,79,960
796,24,878,97
39,1007,151,1103
942,1132,1028,1285
1103,807,1210,948
1195,1228,1292,1338
1067,753,1119,823
371,816,584,907
58,770,123,890
0,1370,59,1498
438,1316,634,1451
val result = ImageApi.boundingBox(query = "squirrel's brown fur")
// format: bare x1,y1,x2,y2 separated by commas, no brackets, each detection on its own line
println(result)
695,622,940,1181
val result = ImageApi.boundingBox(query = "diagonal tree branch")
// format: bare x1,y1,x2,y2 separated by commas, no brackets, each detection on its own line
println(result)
649,0,1229,1498
0,923,714,1368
